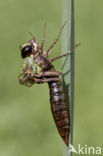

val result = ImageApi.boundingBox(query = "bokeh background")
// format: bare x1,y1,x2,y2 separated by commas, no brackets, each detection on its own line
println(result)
0,0,102,156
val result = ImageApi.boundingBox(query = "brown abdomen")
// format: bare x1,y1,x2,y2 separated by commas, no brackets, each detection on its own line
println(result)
48,80,70,146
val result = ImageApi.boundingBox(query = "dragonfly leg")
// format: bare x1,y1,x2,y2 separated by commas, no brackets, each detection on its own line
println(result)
45,21,67,57
49,43,81,62
34,71,62,78
35,77,60,83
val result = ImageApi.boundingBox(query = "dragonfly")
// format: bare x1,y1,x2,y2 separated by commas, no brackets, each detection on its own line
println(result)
18,21,80,146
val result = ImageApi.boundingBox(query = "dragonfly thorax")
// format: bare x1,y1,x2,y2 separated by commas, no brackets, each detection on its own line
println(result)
22,55,42,76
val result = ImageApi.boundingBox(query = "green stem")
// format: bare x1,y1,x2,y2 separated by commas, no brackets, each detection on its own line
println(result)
62,0,74,155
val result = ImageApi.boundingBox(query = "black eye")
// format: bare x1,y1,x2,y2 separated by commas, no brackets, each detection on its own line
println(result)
21,45,32,58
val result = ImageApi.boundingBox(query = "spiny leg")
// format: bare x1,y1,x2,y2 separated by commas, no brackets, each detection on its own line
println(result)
41,22,47,52
35,77,60,83
49,43,81,62
34,71,62,78
19,73,60,85
18,74,34,87
45,21,67,57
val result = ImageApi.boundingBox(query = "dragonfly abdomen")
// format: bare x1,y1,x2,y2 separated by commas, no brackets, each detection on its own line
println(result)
48,80,70,146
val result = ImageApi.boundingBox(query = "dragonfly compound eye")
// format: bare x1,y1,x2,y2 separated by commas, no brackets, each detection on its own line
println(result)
21,44,32,59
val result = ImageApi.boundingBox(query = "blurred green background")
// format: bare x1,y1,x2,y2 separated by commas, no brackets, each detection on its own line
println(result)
0,0,102,156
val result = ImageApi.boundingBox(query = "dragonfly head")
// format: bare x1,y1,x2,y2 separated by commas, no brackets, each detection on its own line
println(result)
20,38,39,59
20,43,32,59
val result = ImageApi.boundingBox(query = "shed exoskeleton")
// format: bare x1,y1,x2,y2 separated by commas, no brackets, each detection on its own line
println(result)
18,21,80,146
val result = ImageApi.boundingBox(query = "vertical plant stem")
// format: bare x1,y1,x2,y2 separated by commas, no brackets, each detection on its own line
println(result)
62,0,74,155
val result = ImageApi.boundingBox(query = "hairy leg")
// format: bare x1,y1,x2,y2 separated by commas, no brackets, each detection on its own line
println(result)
34,71,62,78
18,74,34,87
34,77,60,83
45,21,67,57
49,43,81,62
18,73,60,86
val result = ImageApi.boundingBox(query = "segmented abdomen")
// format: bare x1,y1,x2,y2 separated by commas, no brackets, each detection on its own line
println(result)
48,80,70,146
